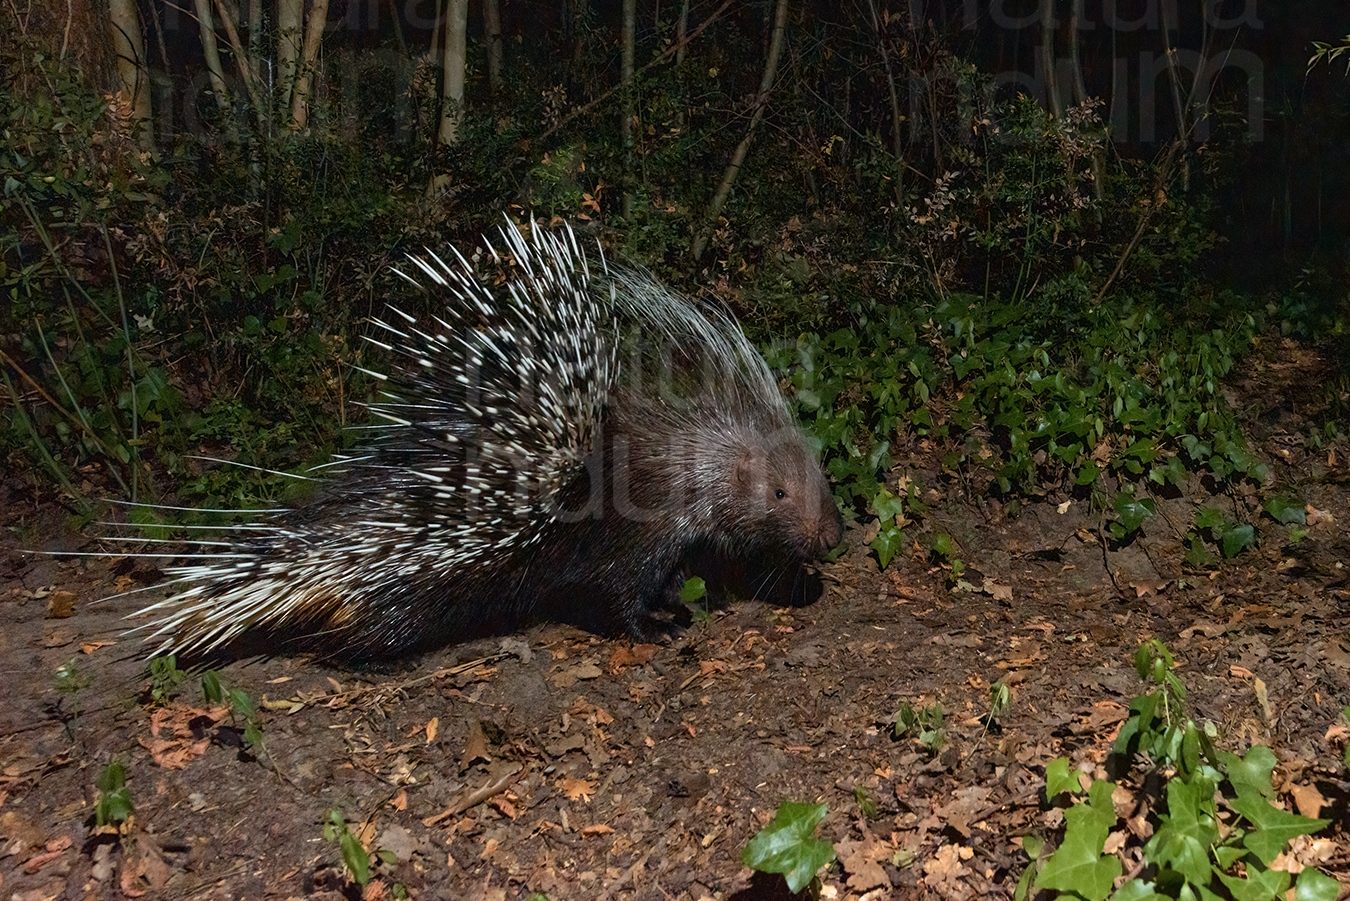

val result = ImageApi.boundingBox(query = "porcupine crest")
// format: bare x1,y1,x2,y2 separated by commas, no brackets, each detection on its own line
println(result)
131,220,839,659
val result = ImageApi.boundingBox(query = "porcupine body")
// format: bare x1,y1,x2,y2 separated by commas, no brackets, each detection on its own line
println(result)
135,220,841,660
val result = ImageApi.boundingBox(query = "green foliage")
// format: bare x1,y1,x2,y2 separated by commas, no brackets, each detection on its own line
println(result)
782,288,1264,568
852,786,880,821
1309,35,1350,74
1261,496,1306,525
892,700,946,752
1029,642,1336,901
1035,779,1123,900
322,809,392,886
0,6,1282,577
202,670,264,750
1192,507,1258,560
679,576,708,603
147,655,187,706
1109,491,1156,542
741,801,836,894
54,658,92,696
988,679,1012,723
94,759,134,827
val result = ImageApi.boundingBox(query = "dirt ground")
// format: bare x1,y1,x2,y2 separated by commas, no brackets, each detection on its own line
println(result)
2,339,1349,900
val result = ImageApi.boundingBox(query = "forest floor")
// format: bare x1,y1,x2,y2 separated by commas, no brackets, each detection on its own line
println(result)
2,337,1349,901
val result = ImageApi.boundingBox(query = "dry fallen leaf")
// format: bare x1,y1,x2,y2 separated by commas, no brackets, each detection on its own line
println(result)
461,720,490,766
560,777,595,803
45,589,77,618
983,579,1013,601
835,837,891,892
921,843,969,892
549,661,603,689
1287,783,1327,820
425,717,439,744
608,644,658,669
139,705,227,769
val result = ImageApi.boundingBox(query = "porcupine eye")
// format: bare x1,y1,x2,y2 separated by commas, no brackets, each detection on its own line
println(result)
774,489,786,500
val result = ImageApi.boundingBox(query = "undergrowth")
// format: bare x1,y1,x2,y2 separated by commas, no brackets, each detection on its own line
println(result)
1022,640,1339,901
2,21,1341,553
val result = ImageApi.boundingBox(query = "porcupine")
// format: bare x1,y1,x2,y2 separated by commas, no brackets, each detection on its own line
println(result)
132,219,842,660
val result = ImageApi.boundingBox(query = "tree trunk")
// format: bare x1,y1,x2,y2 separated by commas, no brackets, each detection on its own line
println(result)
211,0,264,114
439,0,469,145
867,0,904,208
484,0,503,96
193,0,232,114
108,0,152,147
277,0,302,112
290,0,331,128
620,0,636,219
247,0,262,92
675,0,689,64
1040,0,1062,118
691,0,788,261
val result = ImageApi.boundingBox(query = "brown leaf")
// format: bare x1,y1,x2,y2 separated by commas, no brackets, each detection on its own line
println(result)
45,590,77,618
608,644,658,669
22,835,72,874
139,705,228,769
1288,783,1327,819
581,823,615,836
835,837,891,892
935,786,991,838
461,720,490,767
42,629,76,648
560,777,595,802
425,717,439,744
549,661,603,689
921,843,970,892
490,796,519,820
983,579,1013,601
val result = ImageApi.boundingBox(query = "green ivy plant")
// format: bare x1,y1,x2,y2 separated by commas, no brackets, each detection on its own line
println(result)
94,759,135,829
1021,641,1337,901
742,801,836,893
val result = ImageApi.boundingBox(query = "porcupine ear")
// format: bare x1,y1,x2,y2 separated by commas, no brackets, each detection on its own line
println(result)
731,443,771,502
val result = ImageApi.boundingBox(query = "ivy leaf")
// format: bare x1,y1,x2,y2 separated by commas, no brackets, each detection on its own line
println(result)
872,487,906,524
741,801,835,893
931,532,957,558
1262,496,1306,525
871,525,905,569
679,577,707,603
1194,506,1225,530
1216,863,1290,901
1044,757,1082,798
1220,745,1276,801
1294,867,1341,901
1219,522,1256,558
1109,879,1170,901
1231,796,1331,866
1143,778,1218,886
1034,780,1121,901
1112,493,1156,535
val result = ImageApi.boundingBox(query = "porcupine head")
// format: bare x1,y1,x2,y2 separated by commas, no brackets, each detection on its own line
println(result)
585,295,842,631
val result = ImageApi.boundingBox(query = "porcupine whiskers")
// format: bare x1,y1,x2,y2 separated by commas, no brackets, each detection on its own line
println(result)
129,217,840,661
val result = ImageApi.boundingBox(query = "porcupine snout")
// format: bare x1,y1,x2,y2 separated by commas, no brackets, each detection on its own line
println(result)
735,428,842,561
